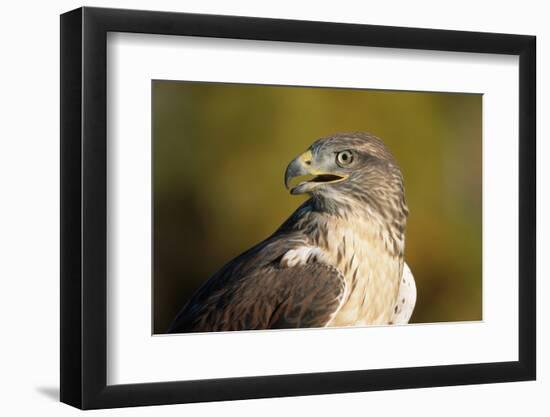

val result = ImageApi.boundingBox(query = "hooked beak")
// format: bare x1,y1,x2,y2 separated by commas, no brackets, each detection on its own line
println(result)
284,150,347,195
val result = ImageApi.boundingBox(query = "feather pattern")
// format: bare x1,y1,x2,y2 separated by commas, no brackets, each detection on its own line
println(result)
168,231,346,332
168,132,415,333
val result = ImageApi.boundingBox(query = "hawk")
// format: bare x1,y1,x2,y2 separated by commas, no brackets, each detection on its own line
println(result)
168,132,416,333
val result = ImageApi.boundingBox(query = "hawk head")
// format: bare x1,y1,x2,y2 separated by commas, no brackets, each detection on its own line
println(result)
285,132,407,217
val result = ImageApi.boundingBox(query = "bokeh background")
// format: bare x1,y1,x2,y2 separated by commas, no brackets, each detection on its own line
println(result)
152,80,482,334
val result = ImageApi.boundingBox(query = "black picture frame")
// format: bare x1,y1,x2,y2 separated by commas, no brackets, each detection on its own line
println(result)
60,6,536,410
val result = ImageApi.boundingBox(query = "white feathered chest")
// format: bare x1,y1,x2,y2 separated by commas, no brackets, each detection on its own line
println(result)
281,213,416,326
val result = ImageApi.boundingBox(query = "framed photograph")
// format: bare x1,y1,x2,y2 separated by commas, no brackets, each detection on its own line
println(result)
60,6,536,409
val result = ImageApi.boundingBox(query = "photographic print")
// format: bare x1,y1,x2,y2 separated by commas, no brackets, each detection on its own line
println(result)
60,9,536,408
153,81,482,334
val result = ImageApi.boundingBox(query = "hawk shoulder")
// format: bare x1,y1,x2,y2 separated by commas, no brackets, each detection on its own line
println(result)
167,237,347,333
390,262,416,324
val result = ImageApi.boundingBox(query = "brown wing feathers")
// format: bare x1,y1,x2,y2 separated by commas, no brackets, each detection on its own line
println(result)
167,237,345,333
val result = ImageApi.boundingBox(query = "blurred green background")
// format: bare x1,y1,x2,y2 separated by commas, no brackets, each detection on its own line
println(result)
153,80,482,334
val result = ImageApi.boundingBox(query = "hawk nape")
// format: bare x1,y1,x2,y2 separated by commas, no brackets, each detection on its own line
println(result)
168,132,416,333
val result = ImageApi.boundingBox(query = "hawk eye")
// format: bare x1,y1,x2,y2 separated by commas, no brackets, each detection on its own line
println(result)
336,150,353,166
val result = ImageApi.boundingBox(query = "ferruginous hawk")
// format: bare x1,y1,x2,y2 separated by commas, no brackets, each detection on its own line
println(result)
168,132,416,332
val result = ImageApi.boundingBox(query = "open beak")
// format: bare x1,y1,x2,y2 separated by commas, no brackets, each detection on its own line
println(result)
284,150,347,195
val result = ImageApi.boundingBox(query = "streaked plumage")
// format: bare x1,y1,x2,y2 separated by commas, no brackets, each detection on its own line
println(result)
168,132,415,333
